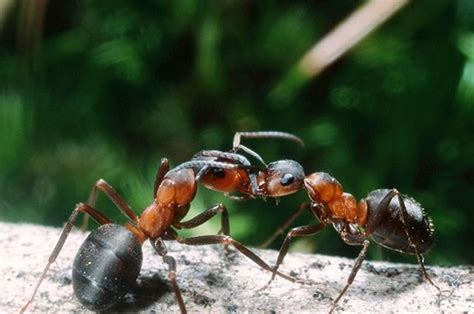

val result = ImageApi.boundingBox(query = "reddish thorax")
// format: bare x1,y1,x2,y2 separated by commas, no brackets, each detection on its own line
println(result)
139,168,197,238
304,172,368,226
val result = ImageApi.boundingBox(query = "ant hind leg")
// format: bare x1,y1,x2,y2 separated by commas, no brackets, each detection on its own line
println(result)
80,177,140,231
21,203,112,313
172,234,301,284
268,223,326,285
259,202,311,249
396,193,441,293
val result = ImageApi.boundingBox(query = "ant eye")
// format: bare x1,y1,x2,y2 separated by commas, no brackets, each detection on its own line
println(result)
280,173,295,186
211,167,226,179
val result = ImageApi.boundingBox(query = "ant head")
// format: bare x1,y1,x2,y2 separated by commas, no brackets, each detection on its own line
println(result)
264,160,305,196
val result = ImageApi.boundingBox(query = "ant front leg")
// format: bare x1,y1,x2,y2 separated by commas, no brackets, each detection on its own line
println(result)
224,193,252,201
21,203,112,313
153,158,171,198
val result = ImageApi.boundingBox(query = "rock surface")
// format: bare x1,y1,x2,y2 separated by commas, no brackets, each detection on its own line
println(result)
1,222,472,313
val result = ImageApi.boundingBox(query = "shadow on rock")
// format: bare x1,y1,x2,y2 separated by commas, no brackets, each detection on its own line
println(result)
108,273,170,312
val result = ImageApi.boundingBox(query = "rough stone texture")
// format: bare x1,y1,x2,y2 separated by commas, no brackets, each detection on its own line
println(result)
1,222,472,313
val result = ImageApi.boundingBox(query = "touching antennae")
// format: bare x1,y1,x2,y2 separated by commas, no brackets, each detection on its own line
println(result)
231,131,304,166
173,160,262,173
193,150,252,166
232,131,305,149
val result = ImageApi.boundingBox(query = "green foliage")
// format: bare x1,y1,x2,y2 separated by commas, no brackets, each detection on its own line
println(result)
0,0,472,265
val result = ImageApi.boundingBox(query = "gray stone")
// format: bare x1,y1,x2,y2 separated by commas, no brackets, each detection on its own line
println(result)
1,222,472,313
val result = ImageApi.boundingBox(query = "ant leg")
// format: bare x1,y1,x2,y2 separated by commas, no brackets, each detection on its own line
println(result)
21,203,111,313
151,238,187,314
80,178,139,230
396,193,441,292
365,189,440,292
231,131,305,166
173,203,230,236
195,165,210,182
364,189,398,235
163,256,187,314
259,202,310,248
330,240,370,311
81,159,171,229
153,158,170,198
232,145,267,166
224,193,252,201
172,234,300,284
268,223,326,285
174,160,260,174
88,179,137,222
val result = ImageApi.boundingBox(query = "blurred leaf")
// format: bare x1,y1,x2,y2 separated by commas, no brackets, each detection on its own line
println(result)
0,93,26,173
92,39,144,83
458,33,474,60
0,1,470,265
196,13,224,93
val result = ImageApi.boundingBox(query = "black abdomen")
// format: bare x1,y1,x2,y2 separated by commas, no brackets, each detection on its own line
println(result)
366,189,434,254
72,224,143,311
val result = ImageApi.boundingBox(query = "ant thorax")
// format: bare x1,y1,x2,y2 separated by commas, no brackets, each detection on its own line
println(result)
304,173,368,226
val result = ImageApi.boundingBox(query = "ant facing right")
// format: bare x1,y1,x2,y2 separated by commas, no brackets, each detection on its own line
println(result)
21,139,300,314
196,131,441,312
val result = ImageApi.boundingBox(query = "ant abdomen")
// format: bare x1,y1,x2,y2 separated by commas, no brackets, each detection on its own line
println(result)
72,224,143,311
366,189,434,254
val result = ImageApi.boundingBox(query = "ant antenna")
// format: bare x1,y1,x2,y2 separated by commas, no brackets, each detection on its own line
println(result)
232,131,305,166
173,160,261,181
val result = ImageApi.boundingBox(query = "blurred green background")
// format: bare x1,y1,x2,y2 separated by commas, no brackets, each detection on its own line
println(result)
0,1,472,266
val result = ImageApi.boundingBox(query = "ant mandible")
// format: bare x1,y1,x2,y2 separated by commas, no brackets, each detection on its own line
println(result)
21,156,299,313
194,131,440,311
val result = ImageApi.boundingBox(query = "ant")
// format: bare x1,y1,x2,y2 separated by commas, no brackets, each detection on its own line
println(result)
267,171,440,310
193,132,440,311
21,156,300,313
